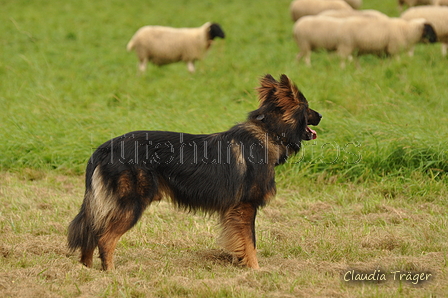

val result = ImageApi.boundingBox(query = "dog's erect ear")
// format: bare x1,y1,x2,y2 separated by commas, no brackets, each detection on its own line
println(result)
276,74,300,105
275,74,307,123
257,74,278,106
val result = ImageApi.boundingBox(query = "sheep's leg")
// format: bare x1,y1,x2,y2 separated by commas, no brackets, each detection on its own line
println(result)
298,45,312,67
337,46,351,69
138,58,148,72
187,61,195,73
338,55,348,69
442,43,447,57
304,52,312,67
408,46,415,57
296,51,311,66
338,54,354,69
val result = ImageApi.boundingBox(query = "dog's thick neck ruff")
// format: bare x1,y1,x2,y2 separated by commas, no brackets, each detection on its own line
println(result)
68,74,321,271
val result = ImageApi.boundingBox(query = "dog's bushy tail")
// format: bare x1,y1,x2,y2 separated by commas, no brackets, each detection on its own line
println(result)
68,166,113,254
67,190,98,253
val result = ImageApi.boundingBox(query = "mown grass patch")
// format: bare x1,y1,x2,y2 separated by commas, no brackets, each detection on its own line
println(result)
1,171,447,297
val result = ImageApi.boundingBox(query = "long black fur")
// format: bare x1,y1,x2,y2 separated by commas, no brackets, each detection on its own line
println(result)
68,74,321,270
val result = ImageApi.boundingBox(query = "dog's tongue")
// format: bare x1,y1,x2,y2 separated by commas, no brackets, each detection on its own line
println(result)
307,126,317,139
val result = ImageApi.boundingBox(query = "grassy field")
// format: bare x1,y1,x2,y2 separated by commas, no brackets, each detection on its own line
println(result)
1,0,447,297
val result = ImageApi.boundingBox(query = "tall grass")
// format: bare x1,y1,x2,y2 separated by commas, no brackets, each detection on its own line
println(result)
1,0,447,182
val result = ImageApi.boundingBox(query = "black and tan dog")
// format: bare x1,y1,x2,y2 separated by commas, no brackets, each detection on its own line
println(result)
68,74,322,270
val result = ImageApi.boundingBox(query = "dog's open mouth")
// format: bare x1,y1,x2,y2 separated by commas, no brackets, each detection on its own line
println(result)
305,126,317,140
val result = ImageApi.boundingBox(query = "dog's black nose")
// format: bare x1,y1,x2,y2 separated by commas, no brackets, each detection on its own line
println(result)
318,113,322,119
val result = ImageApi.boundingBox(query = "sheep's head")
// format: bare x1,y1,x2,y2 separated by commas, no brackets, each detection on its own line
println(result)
410,18,437,44
208,23,225,40
422,23,437,44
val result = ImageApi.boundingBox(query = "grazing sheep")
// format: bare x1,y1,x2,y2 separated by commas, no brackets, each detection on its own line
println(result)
319,9,389,19
401,6,448,56
293,16,344,65
336,17,437,59
293,16,437,66
290,0,353,22
127,22,225,73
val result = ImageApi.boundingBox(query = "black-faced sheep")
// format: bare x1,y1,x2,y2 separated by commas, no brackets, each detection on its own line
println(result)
126,22,225,73
293,16,437,67
401,6,448,56
290,0,353,22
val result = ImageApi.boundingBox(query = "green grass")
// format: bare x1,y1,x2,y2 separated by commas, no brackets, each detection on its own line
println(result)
1,0,447,179
1,0,448,297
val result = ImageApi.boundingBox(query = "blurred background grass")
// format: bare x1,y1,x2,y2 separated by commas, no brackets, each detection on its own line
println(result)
1,0,447,182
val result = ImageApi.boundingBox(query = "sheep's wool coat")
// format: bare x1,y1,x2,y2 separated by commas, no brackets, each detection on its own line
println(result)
294,16,428,56
128,22,212,66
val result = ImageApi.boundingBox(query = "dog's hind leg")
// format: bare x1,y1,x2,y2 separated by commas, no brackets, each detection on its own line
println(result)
219,203,259,269
98,224,129,271
97,205,151,270
95,169,156,270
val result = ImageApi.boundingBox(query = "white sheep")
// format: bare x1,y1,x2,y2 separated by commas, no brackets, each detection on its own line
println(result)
293,16,437,66
290,0,353,22
398,0,448,11
293,16,344,65
318,9,389,19
401,6,448,56
126,22,225,73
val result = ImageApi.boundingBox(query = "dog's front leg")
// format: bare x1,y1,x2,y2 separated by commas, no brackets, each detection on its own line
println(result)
219,202,260,269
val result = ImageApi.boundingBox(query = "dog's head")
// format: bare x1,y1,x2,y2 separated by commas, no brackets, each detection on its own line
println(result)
250,74,321,143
